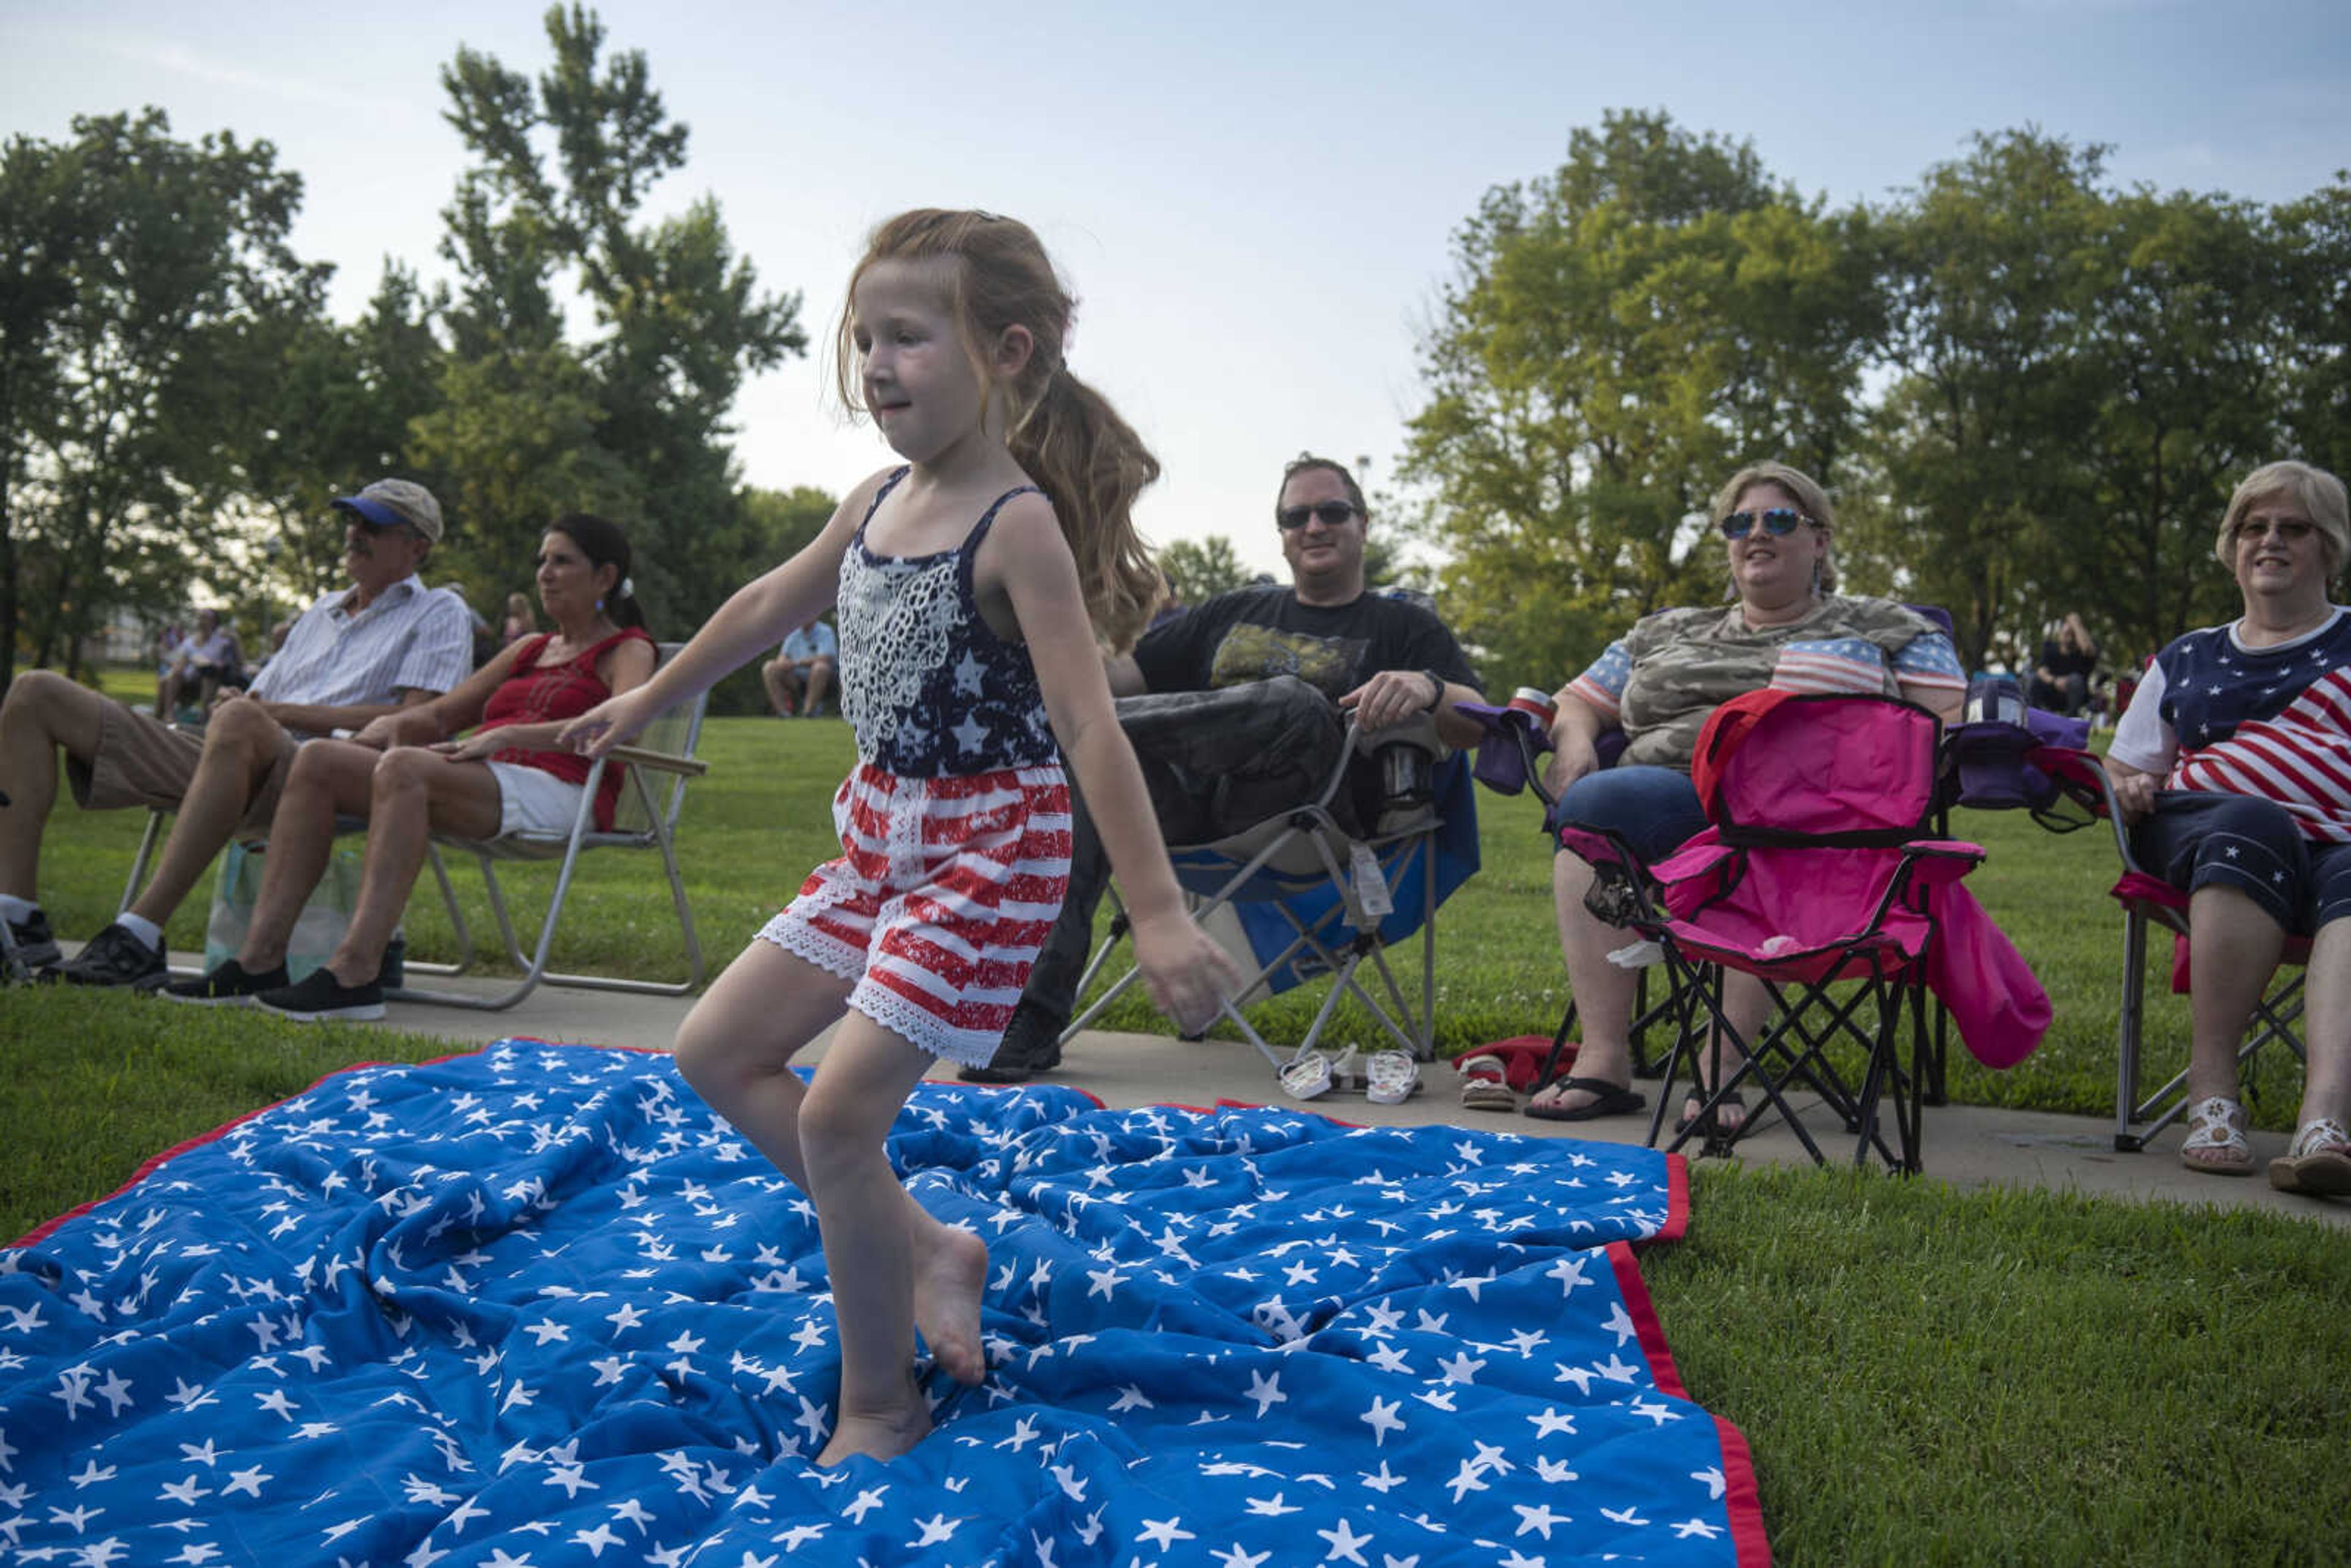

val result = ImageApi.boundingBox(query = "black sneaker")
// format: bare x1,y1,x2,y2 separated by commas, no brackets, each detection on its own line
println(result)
165,958,290,1006
960,1000,1067,1084
2,908,61,974
253,967,384,1022
51,923,169,991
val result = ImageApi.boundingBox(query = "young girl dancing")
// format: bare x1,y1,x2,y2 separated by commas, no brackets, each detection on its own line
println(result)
560,209,1237,1466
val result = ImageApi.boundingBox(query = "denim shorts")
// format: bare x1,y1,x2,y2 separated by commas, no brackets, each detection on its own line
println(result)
2131,791,2351,937
1543,764,1711,865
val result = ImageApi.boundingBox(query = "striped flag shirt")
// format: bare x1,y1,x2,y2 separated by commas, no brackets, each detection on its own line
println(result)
2111,608,2351,844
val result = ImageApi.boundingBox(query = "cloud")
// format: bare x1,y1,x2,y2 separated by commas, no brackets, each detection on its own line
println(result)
108,38,348,110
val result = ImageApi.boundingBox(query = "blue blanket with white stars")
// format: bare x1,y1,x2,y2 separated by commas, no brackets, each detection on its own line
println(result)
1,1041,1765,1566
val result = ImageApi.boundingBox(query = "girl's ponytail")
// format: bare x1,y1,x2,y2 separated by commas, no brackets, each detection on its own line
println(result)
1010,369,1161,653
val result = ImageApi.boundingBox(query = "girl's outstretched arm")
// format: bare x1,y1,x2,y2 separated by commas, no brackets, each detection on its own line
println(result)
988,498,1239,1034
560,475,879,759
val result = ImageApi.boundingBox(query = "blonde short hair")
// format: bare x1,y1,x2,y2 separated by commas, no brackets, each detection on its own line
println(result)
1712,461,1837,595
2216,460,2348,576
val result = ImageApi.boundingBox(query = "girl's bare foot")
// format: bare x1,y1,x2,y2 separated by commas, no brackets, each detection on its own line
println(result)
817,1384,932,1466
911,1222,989,1386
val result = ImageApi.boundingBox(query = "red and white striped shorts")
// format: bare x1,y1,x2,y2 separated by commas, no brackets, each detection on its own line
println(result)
757,761,1073,1067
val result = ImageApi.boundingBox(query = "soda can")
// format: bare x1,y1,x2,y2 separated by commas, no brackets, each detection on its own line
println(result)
1507,686,1558,727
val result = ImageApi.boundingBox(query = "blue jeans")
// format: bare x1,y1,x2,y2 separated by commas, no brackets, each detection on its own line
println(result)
1545,765,1709,864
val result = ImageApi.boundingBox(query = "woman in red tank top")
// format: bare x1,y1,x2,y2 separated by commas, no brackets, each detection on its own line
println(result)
169,515,659,1019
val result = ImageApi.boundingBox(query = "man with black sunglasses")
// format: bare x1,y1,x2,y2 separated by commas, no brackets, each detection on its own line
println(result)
963,453,1484,1082
1,478,476,988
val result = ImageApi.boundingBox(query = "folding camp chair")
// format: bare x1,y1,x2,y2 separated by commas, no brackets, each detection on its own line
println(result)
2030,749,2311,1153
1060,716,1474,1073
120,644,711,1011
1561,694,2020,1171
1458,700,1680,1097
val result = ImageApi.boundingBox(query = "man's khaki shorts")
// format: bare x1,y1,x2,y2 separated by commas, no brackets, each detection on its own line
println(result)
66,703,300,839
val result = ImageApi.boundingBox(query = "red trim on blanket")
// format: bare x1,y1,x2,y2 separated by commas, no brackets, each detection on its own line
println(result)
1714,1412,1776,1567
5,1037,630,1250
1609,1237,1773,1565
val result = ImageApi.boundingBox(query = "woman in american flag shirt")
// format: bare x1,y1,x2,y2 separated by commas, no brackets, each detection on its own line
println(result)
2107,460,2351,1196
1526,461,1965,1132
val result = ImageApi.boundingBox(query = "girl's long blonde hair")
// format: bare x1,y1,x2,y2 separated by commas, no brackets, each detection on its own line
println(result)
836,209,1162,651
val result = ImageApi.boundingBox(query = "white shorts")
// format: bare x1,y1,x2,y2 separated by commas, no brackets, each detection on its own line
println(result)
485,761,591,839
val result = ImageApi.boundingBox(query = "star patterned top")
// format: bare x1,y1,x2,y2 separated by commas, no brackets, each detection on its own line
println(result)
835,468,1058,778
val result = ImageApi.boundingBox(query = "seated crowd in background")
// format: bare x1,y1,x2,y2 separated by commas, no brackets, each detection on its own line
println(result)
1,478,474,989
168,513,655,1021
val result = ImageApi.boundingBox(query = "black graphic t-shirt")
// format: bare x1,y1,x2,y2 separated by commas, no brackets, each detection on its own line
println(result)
1131,585,1480,702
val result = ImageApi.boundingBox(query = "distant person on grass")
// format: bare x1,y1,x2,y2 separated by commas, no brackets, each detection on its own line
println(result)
0,479,474,989
558,209,1237,1465
963,452,1487,1085
168,514,656,1021
761,615,838,716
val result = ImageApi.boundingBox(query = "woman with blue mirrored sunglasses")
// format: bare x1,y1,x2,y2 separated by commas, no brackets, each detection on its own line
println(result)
1717,506,1815,539
1521,461,1969,1135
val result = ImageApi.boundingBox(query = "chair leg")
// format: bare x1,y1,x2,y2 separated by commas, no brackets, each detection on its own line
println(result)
2113,908,2151,1151
389,828,707,1011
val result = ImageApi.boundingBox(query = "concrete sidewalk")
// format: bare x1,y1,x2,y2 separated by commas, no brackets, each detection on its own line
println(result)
342,965,2350,1231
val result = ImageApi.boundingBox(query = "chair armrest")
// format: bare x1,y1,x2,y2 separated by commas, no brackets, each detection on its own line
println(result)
608,744,709,778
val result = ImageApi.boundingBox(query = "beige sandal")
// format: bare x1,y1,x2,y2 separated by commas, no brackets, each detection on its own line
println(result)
2179,1095,2255,1177
2270,1117,2351,1196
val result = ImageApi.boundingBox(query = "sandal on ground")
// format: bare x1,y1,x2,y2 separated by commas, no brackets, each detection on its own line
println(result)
1280,1049,1335,1102
2179,1095,2255,1176
1457,1054,1517,1112
1365,1050,1423,1106
2269,1116,2351,1197
1524,1076,1646,1122
1676,1089,1748,1139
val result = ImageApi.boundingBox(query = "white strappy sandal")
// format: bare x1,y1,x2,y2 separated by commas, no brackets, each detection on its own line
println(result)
2270,1117,2351,1196
2179,1095,2255,1177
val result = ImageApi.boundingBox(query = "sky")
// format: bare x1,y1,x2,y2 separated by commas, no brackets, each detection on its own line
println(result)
4,0,2346,580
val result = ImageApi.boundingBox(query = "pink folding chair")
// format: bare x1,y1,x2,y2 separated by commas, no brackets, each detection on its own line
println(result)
1560,693,2047,1171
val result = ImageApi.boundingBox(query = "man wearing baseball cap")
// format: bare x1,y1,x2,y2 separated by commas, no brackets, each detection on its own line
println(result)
0,478,476,989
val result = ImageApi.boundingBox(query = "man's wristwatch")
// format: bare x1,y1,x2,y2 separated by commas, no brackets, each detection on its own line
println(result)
1420,670,1446,713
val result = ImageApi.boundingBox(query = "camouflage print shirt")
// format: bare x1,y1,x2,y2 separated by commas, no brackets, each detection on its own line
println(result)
1567,596,1965,771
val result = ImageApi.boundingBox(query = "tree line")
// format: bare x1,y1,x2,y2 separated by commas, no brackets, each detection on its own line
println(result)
1400,109,2349,684
0,4,831,710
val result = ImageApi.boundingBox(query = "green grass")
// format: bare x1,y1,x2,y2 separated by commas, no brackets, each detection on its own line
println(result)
30,673,2274,1125
4,989,2342,1566
6,672,2343,1563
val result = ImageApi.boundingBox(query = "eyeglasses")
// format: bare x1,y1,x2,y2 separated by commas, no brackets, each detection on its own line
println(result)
1277,500,1360,531
1719,508,1814,540
2232,517,2315,544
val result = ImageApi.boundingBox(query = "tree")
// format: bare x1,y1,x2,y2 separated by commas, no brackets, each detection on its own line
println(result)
1850,130,2116,672
1157,536,1250,606
0,110,323,683
1402,110,1881,686
419,4,806,633
2276,174,2351,487
228,262,449,622
705,482,836,714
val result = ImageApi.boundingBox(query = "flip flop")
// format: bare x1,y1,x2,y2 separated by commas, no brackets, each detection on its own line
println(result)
1280,1049,1334,1102
1676,1089,1747,1138
1457,1055,1517,1112
1365,1050,1422,1106
1524,1076,1645,1122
